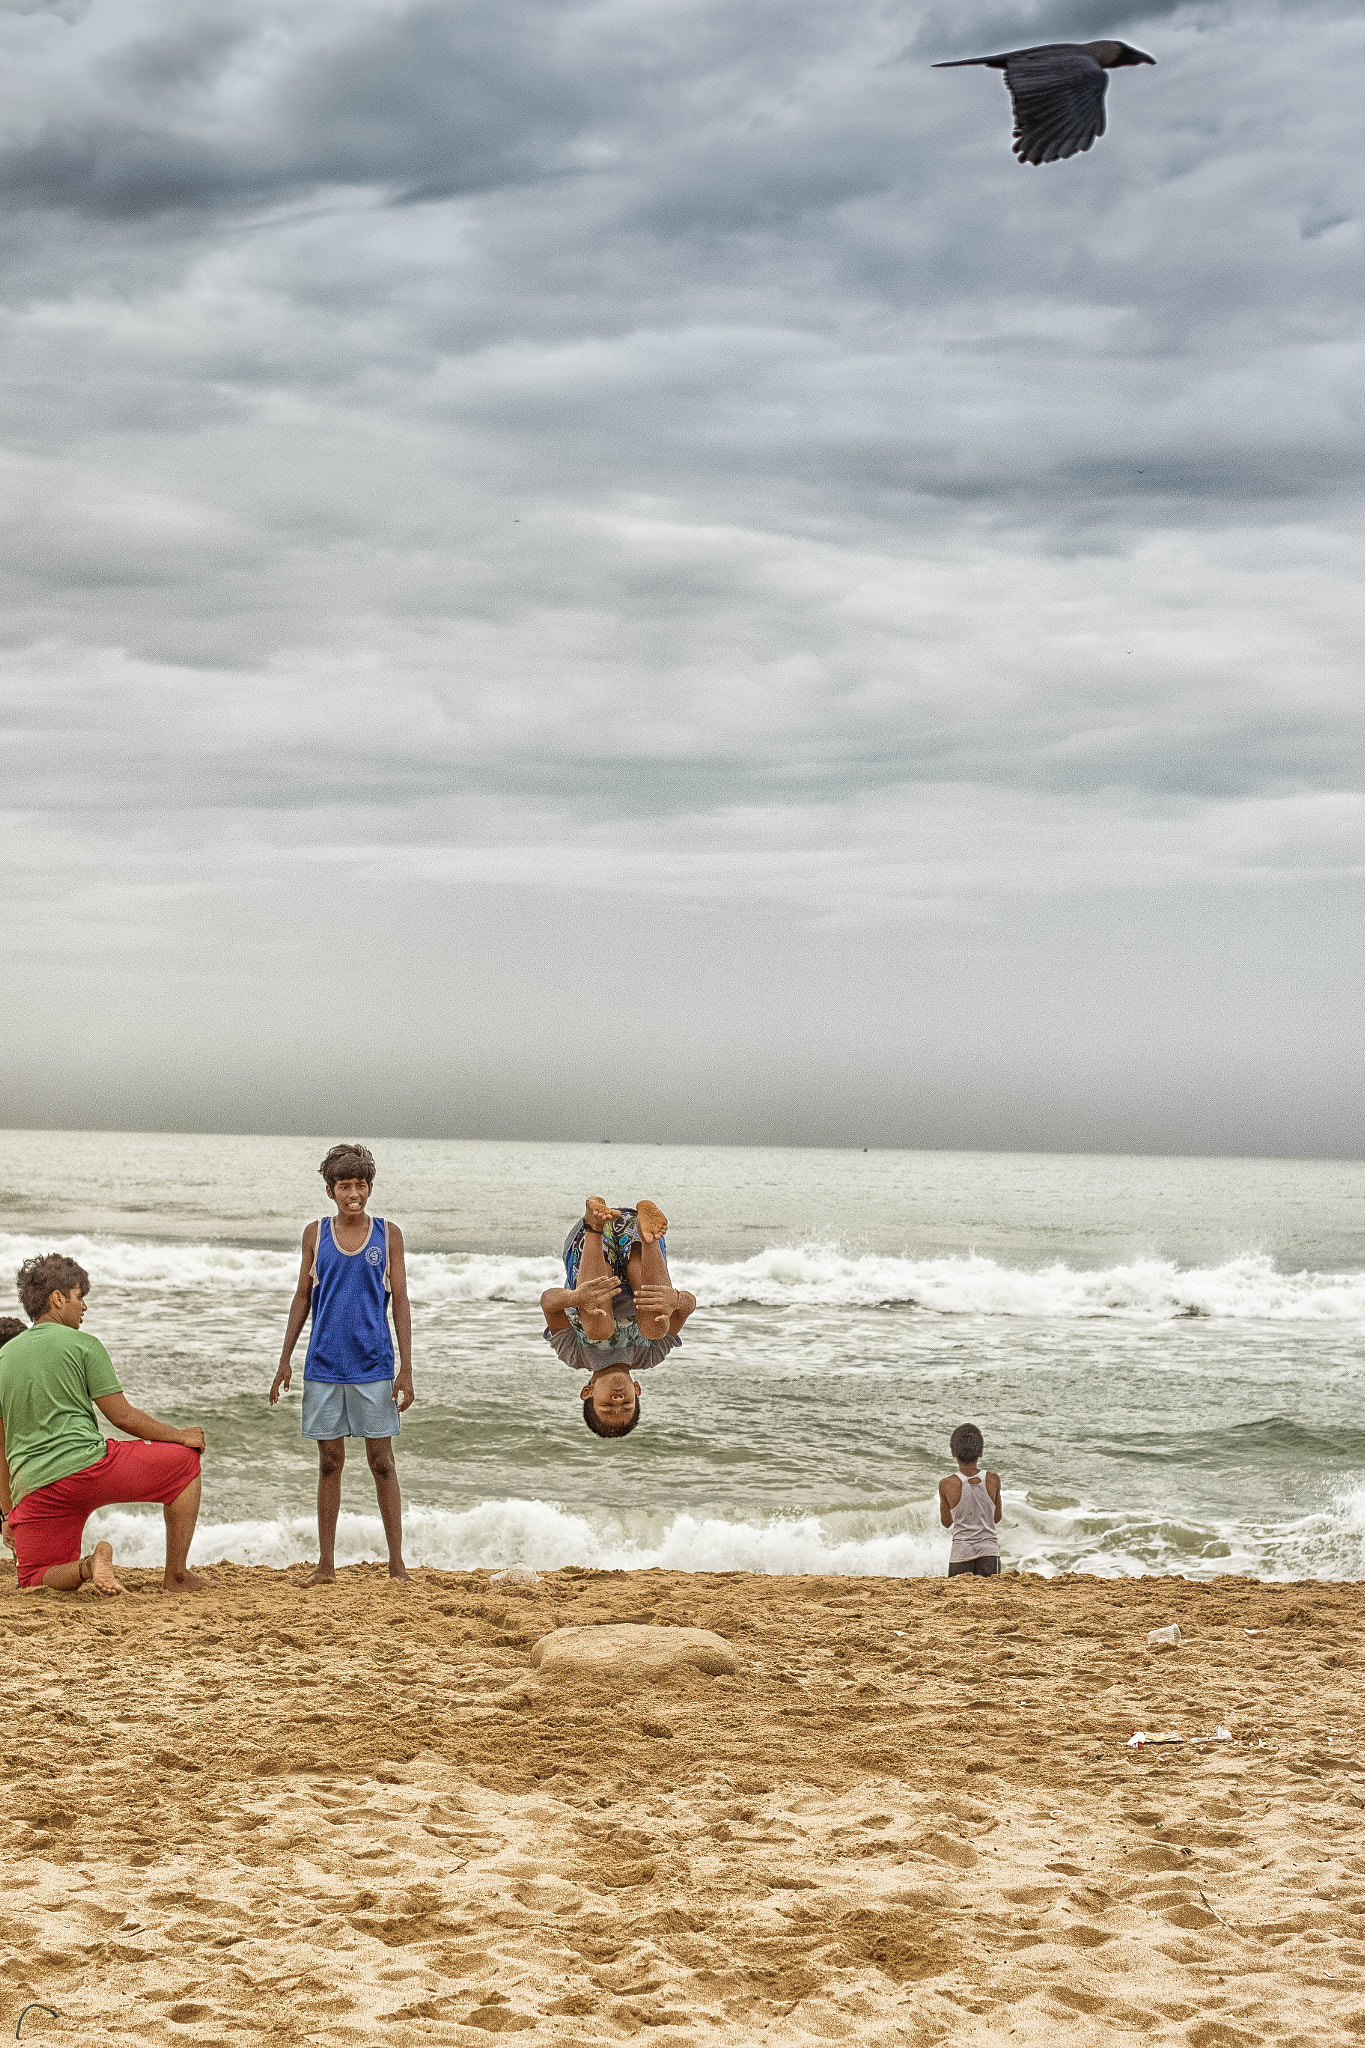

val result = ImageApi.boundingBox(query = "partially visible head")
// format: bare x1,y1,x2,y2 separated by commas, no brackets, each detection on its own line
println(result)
581,1367,642,1438
17,1253,90,1326
320,1143,376,1212
1085,39,1155,66
0,1317,26,1348
950,1422,984,1467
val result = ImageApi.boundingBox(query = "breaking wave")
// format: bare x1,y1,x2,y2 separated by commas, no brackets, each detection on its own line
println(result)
86,1481,1365,1583
4,1233,1362,1322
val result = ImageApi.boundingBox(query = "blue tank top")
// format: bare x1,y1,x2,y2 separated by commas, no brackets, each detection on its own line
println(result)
303,1216,395,1384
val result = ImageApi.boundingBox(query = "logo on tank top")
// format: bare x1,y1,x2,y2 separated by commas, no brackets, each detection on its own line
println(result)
366,1246,383,1266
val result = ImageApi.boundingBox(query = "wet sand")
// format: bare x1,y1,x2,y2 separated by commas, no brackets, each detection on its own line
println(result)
4,1564,1365,2046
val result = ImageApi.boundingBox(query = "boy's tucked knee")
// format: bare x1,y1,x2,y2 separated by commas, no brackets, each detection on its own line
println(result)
635,1317,669,1340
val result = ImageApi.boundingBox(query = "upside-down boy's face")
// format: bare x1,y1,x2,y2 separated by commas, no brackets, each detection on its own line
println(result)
330,1177,371,1215
582,1367,641,1427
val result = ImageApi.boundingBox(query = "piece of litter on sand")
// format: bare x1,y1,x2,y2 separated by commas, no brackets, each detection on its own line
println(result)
1128,1730,1183,1748
16,2006,60,2040
490,1567,541,1588
893,1631,905,1636
1147,1623,1182,1648
1244,1628,1260,1635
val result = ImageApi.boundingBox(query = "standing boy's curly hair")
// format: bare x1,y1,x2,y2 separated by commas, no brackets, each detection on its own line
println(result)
16,1254,90,1322
319,1143,377,1190
0,1317,26,1348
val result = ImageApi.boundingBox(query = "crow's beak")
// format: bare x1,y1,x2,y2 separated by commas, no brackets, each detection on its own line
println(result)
1135,48,1156,63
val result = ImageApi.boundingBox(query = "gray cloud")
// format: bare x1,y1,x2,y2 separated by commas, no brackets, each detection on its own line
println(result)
909,0,1187,59
0,0,1361,1150
0,0,90,18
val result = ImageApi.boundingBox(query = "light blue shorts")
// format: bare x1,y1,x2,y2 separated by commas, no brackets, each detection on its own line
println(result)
301,1378,401,1442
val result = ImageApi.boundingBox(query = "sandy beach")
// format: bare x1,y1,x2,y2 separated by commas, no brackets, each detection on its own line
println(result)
4,1564,1364,2047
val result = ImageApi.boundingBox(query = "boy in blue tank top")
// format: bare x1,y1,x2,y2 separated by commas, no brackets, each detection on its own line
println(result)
270,1144,415,1583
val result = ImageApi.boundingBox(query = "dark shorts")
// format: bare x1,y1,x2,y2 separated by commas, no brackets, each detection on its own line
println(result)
948,1556,1001,1577
8,1440,202,1588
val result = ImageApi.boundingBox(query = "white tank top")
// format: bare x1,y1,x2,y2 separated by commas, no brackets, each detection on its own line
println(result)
949,1471,999,1562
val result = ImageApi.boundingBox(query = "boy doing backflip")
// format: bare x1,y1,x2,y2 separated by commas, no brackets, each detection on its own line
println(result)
270,1144,414,1583
540,1198,695,1438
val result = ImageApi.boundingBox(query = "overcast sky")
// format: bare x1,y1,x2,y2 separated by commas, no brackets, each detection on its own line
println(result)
0,0,1360,1154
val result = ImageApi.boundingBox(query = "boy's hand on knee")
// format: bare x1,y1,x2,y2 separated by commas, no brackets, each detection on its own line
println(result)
571,1275,621,1316
632,1286,677,1320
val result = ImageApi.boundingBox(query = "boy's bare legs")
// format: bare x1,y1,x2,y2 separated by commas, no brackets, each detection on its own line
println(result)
306,1439,345,1586
32,1542,123,1597
577,1202,620,1342
29,1476,202,1596
366,1439,410,1581
163,1474,207,1593
628,1204,672,1337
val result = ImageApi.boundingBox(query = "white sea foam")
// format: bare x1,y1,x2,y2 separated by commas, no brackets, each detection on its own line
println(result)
0,1233,303,1291
679,1247,1365,1320
4,1233,1361,1322
83,1483,1365,1582
85,1497,948,1577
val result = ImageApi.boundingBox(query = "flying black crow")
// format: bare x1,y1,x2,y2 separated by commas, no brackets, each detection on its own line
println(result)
934,40,1155,165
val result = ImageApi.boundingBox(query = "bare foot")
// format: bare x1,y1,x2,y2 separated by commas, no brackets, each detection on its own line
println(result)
635,1200,668,1244
304,1564,337,1587
87,1542,124,1598
163,1567,207,1593
584,1196,622,1235
388,1562,413,1581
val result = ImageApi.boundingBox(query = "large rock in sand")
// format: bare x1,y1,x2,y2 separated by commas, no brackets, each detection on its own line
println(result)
530,1624,737,1683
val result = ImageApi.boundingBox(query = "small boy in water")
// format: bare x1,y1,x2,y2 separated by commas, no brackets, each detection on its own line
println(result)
270,1144,414,1583
939,1423,1002,1577
540,1198,695,1439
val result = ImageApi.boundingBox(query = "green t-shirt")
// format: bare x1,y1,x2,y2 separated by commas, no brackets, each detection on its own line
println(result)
0,1323,122,1506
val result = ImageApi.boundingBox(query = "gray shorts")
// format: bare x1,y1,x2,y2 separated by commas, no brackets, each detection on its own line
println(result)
302,1378,400,1441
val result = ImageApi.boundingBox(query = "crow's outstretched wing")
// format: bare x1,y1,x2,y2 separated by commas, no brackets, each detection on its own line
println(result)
1003,46,1107,164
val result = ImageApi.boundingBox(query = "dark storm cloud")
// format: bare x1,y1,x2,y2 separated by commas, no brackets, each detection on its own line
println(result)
0,2,615,217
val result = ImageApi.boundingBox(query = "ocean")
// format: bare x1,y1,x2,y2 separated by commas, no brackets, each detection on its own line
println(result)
2,1130,1362,1581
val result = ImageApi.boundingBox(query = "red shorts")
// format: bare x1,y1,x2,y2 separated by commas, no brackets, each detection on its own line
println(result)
8,1441,202,1589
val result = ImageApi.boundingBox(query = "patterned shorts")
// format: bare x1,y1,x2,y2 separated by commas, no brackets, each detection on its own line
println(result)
562,1206,667,1288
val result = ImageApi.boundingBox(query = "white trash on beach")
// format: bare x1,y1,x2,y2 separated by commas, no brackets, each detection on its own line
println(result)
490,1566,541,1588
1147,1623,1182,1648
1130,1724,1232,1749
